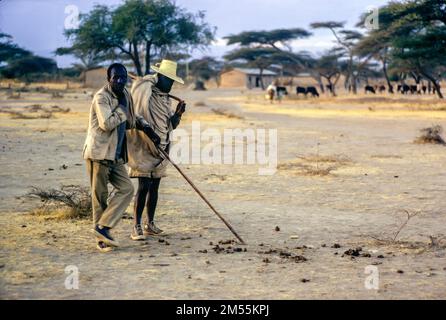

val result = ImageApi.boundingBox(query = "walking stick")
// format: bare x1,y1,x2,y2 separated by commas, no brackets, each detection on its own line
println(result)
157,146,246,245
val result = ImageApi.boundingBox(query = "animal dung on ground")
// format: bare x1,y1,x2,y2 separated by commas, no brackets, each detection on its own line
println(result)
414,125,445,145
258,247,307,264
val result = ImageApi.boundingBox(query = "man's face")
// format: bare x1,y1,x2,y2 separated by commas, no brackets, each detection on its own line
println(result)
155,74,174,93
109,67,128,94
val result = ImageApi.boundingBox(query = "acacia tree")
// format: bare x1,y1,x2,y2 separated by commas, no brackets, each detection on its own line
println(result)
0,32,31,63
385,0,445,98
0,33,57,80
310,21,373,94
311,52,342,96
224,28,312,69
57,0,215,76
355,0,446,98
188,56,223,90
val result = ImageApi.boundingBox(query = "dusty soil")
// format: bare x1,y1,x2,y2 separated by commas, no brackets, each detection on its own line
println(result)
1,86,445,299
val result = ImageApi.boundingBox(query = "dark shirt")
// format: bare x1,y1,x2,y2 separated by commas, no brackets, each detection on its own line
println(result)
115,94,127,160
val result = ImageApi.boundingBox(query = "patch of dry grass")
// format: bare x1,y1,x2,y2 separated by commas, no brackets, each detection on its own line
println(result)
279,154,351,176
211,108,244,120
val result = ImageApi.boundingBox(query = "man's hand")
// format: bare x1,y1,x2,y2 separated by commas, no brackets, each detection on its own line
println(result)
135,117,161,146
143,125,161,147
175,101,186,116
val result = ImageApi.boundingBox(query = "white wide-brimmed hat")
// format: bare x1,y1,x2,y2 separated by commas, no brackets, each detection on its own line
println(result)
150,59,184,84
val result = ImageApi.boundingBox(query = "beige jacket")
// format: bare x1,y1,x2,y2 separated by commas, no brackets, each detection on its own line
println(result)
82,84,136,162
127,75,174,178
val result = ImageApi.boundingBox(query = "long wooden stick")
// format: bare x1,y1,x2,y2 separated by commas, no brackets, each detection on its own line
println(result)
157,147,246,245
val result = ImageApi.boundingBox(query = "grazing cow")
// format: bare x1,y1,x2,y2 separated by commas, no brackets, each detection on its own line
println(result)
398,84,410,94
378,85,386,93
365,85,376,94
276,86,288,96
306,86,319,97
296,86,307,96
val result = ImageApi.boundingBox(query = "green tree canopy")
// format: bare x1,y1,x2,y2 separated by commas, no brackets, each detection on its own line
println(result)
57,0,216,76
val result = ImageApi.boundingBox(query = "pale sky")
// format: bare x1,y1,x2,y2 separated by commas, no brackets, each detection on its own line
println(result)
0,0,390,67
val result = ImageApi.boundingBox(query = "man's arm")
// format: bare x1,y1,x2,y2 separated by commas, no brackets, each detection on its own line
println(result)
94,93,127,132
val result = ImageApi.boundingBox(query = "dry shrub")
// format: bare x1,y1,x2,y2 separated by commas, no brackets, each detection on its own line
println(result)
51,91,64,99
298,154,352,164
27,185,91,220
9,111,37,120
26,104,43,112
414,125,445,145
0,104,69,119
194,101,207,107
371,209,421,244
7,92,21,99
211,108,244,120
49,105,70,113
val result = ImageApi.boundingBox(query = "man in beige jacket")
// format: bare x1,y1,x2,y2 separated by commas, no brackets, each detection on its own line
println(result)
83,63,161,252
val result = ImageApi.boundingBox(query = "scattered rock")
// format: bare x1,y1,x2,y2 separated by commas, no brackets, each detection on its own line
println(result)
332,243,341,248
21,225,27,228
397,270,404,274
300,278,310,283
377,255,385,259
60,164,68,170
290,235,299,239
275,226,280,232
321,244,327,248
198,249,208,254
262,258,270,263
158,239,165,243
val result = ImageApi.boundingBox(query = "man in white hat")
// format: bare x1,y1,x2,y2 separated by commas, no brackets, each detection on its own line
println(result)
127,59,186,240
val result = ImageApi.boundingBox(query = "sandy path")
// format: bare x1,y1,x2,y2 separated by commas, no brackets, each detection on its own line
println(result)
1,89,445,299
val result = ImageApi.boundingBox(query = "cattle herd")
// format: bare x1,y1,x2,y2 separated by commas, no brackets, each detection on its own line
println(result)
271,84,440,99
364,83,439,95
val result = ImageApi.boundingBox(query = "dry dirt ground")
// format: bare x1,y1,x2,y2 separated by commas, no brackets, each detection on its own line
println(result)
0,86,445,299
